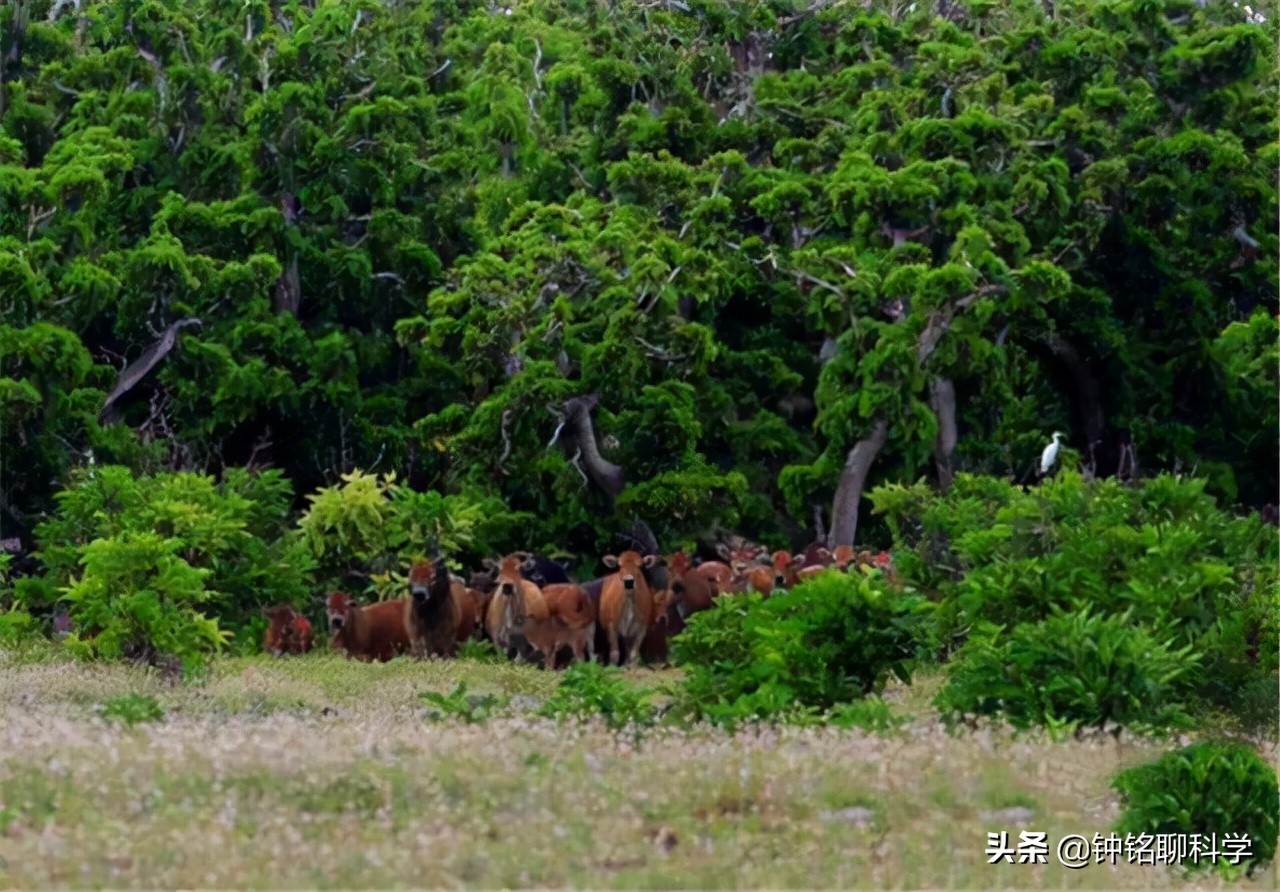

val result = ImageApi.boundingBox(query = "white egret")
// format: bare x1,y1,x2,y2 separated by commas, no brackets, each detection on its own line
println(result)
1039,432,1065,476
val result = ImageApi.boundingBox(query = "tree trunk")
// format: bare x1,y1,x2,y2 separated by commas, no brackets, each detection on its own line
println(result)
825,284,1005,547
931,376,957,491
827,420,888,549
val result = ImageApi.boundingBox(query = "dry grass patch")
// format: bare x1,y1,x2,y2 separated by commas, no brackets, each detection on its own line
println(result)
0,655,1274,889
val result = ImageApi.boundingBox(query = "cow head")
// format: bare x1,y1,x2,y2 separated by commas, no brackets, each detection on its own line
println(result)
602,550,654,594
799,543,832,569
771,550,796,590
261,605,293,656
496,554,531,625
325,591,355,633
832,545,855,571
409,558,447,606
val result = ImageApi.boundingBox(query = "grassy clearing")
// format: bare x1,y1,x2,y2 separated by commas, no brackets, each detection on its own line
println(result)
0,650,1274,889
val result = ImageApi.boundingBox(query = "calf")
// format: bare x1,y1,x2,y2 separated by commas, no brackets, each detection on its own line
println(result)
540,583,597,667
326,591,411,662
405,559,465,659
484,554,550,660
598,550,655,667
261,605,314,656
637,585,676,665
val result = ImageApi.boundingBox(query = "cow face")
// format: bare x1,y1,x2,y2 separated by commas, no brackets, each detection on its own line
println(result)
495,554,528,615
325,591,355,633
771,550,795,590
602,550,655,592
408,560,437,604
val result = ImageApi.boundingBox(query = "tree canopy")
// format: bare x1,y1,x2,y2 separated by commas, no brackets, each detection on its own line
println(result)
2,0,1275,560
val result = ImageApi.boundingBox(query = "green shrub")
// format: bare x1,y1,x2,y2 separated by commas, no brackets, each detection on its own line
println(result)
872,472,1277,720
33,465,313,637
671,571,928,727
420,683,506,724
458,638,507,663
827,697,904,734
935,608,1199,734
297,468,498,589
62,532,229,674
1113,741,1279,878
0,609,39,646
539,662,657,731
97,693,166,726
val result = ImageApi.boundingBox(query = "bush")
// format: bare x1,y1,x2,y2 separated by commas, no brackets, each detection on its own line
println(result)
0,609,39,646
539,662,657,731
97,693,166,726
671,571,928,727
935,607,1199,734
420,683,506,724
1113,741,1279,878
33,465,313,647
827,697,904,734
62,532,230,674
871,472,1278,720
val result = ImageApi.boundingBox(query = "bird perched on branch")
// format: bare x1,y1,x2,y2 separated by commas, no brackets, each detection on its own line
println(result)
1039,431,1065,477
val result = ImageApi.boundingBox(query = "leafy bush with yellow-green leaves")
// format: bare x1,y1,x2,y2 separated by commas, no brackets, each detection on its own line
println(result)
25,465,313,671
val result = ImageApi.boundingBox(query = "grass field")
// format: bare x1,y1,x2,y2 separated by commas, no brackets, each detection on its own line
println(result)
0,646,1274,890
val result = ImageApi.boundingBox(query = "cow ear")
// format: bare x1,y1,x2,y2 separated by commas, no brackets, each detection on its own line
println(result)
260,606,271,619
555,556,574,571
481,557,497,570
602,555,619,568
641,554,656,567
731,560,748,573
714,543,732,560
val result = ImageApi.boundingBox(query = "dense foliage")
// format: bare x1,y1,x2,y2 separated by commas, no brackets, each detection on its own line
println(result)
873,470,1278,728
1,0,1275,568
935,606,1199,732
539,660,658,731
1112,740,1279,878
671,570,928,726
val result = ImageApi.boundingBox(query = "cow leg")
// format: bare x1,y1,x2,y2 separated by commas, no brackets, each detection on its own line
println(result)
625,633,643,669
607,627,621,667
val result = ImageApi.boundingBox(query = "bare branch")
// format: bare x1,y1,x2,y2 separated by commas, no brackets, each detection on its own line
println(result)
568,448,589,487
100,318,203,425
546,417,566,449
497,408,513,469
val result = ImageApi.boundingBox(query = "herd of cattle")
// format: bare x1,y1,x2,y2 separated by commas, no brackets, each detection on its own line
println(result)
261,542,896,669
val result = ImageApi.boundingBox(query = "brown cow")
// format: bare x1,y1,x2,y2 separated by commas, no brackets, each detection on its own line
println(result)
598,550,655,667
746,550,799,596
405,559,467,659
261,605,314,656
540,583,597,667
484,554,550,660
691,559,734,596
637,584,676,665
326,591,411,662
